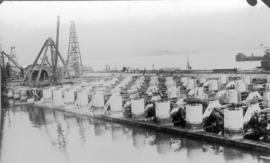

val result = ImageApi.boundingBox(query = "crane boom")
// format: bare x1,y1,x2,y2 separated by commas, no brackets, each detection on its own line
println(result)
1,51,23,69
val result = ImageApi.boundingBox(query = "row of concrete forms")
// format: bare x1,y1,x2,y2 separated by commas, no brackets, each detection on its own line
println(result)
4,73,270,144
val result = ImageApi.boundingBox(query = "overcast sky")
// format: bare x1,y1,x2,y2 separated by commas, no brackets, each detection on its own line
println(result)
0,1,270,70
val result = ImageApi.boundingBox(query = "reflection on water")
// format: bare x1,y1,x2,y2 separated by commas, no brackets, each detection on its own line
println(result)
93,119,106,136
156,133,171,154
132,128,147,149
111,123,125,141
0,102,269,163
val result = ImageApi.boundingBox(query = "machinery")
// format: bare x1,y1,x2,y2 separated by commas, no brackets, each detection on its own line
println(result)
1,47,24,80
235,48,270,71
24,16,70,86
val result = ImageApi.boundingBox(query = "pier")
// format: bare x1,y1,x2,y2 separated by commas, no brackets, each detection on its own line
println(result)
3,72,269,154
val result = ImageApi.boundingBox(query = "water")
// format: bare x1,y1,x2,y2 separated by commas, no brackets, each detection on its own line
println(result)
0,102,269,163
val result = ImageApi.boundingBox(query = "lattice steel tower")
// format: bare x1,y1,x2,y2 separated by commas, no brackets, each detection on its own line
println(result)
67,21,83,76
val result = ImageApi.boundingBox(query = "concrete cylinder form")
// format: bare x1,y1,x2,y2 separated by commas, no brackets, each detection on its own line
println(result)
53,89,64,106
265,83,270,91
267,77,270,83
220,75,227,85
92,91,104,108
131,99,145,119
186,79,196,90
227,89,239,104
155,101,171,123
199,77,206,85
166,77,176,87
166,76,173,81
263,91,270,107
76,90,89,106
27,98,35,103
13,89,20,100
64,89,75,105
111,87,121,94
7,88,13,98
243,75,251,85
150,80,158,86
208,80,219,91
8,99,14,107
20,89,28,102
62,85,71,91
235,80,247,93
167,86,180,99
194,87,205,98
185,104,203,130
42,88,53,102
224,108,243,139
110,94,123,112
181,77,189,83
146,85,159,95
166,81,176,87
74,85,82,92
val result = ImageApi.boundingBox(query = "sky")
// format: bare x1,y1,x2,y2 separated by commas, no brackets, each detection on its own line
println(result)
0,1,270,70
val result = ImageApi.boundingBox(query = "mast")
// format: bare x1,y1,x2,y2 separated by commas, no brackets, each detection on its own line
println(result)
53,15,60,82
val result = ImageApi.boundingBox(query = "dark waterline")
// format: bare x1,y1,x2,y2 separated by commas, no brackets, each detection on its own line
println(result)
0,100,269,163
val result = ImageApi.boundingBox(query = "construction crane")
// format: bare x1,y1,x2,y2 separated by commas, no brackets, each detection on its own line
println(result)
1,48,24,80
24,16,70,86
1,50,23,69
235,47,270,71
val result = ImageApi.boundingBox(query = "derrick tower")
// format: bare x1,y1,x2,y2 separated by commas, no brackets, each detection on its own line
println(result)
66,21,83,76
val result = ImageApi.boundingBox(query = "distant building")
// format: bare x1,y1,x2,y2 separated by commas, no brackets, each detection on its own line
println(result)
82,65,94,73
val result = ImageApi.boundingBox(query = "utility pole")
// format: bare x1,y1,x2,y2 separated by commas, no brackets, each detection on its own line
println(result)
186,55,192,70
53,15,60,82
0,41,2,128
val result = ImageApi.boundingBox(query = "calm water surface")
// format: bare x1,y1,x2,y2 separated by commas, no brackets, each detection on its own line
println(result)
0,100,269,163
